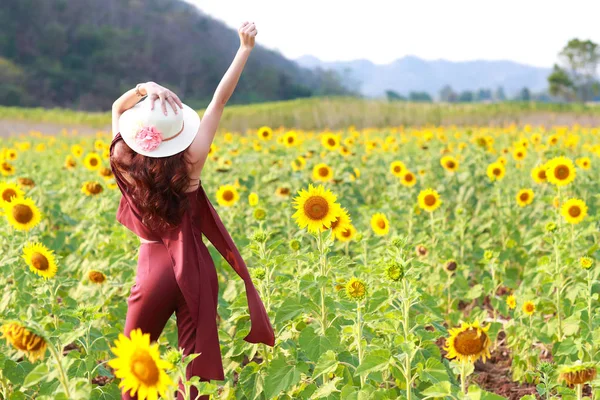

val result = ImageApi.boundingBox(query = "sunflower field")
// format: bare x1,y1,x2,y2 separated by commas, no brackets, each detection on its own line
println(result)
0,124,599,400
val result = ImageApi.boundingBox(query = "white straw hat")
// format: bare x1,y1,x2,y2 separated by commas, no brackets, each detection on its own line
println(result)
118,97,201,158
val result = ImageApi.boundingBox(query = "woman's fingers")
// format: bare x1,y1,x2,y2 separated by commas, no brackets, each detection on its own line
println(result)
166,96,179,114
149,93,159,110
158,92,168,115
170,92,184,109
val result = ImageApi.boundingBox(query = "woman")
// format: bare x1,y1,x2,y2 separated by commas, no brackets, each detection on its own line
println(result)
109,22,275,400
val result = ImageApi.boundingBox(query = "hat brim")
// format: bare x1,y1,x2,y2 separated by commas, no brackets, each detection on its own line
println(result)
118,102,201,158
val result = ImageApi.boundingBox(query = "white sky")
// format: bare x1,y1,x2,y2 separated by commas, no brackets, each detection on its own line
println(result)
188,0,600,68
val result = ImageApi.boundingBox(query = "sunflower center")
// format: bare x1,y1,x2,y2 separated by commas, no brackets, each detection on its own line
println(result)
393,166,401,173
525,304,534,313
424,194,437,206
13,204,33,224
568,206,581,218
446,161,456,169
262,131,268,137
31,252,49,271
453,328,486,356
341,228,352,238
318,167,329,177
405,174,414,182
519,193,529,202
90,158,98,166
493,168,501,176
279,188,290,195
287,137,294,144
303,196,329,220
554,165,569,180
538,170,546,180
222,190,234,201
377,219,386,229
130,349,160,386
348,282,365,298
327,138,336,146
2,189,17,202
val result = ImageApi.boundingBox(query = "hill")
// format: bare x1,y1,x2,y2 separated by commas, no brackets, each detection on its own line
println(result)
0,0,352,110
296,55,551,98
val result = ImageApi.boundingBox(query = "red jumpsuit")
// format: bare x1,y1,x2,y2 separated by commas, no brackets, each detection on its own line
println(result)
109,133,275,399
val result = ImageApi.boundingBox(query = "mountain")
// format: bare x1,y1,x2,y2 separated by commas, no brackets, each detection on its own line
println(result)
0,0,351,110
296,55,552,98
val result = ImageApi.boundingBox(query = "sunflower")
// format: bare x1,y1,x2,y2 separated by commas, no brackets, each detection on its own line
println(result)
531,164,547,184
580,256,594,270
83,152,102,171
3,197,42,231
82,181,103,196
89,270,107,284
99,167,114,180
321,133,341,151
522,301,535,316
389,161,406,177
17,177,35,188
324,207,352,234
512,146,527,161
292,184,342,233
108,328,174,400
370,212,390,236
0,182,24,205
558,362,598,386
561,198,587,224
339,146,352,157
248,192,259,206
257,126,273,141
335,224,357,242
486,162,505,181
384,261,404,282
71,144,84,157
506,295,516,310
216,185,240,207
444,320,492,363
1,322,47,362
545,156,576,187
440,155,459,172
275,186,291,198
345,277,367,301
95,139,106,151
22,242,58,279
418,188,442,212
312,163,334,182
400,171,417,187
1,162,15,176
576,157,591,170
64,155,77,169
516,189,534,207
291,156,307,171
283,131,299,147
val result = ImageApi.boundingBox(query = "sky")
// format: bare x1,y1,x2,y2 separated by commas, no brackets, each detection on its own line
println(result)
189,0,600,68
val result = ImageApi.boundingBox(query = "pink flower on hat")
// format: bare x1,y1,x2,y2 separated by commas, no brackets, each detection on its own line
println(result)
135,126,163,152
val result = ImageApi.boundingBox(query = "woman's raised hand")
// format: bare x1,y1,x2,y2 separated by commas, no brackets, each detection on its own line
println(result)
143,81,183,115
239,21,257,49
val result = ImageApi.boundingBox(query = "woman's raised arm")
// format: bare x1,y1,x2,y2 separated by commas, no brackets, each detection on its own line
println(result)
186,21,257,173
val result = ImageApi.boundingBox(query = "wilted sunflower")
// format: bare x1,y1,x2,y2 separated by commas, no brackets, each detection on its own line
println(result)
531,164,547,184
108,328,174,400
345,277,367,301
1,162,15,176
558,362,598,386
506,295,516,310
486,162,505,181
1,322,47,362
516,189,534,207
17,177,35,188
22,242,58,279
0,181,24,205
545,156,576,187
389,161,406,177
83,152,102,171
89,270,107,284
248,192,259,206
4,197,42,231
257,126,273,141
576,157,591,170
418,188,442,212
82,181,103,196
522,301,535,316
216,185,240,207
561,198,587,224
400,171,417,187
444,320,492,364
370,212,390,236
292,184,342,233
440,155,459,172
335,224,357,242
275,186,292,199
312,163,334,182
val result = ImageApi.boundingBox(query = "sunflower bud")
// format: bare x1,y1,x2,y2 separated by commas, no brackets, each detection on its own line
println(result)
253,207,266,220
289,239,301,252
390,236,405,249
250,229,267,243
483,250,494,261
385,261,404,282
251,267,266,280
545,221,557,233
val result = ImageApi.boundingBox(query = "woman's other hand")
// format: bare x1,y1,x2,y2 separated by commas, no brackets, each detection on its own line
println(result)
143,81,183,115
239,21,257,50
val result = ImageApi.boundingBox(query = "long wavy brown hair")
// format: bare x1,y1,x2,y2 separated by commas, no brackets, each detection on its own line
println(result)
110,140,193,232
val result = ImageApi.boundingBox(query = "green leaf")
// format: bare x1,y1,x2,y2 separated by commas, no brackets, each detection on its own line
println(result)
417,358,449,383
23,363,49,387
298,326,339,362
467,385,506,400
421,381,452,397
355,349,391,376
3,360,26,385
312,350,338,379
311,376,342,398
264,356,304,399
275,298,303,325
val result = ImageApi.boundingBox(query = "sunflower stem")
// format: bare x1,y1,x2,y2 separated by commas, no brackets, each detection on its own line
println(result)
402,279,412,400
576,383,582,400
553,240,563,340
587,269,594,358
460,360,468,395
356,301,364,388
48,339,71,398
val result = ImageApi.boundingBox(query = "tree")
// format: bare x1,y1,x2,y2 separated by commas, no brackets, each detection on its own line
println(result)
408,91,432,102
519,87,531,101
458,91,473,102
548,38,600,102
475,88,492,102
494,86,506,102
439,85,457,102
385,90,406,102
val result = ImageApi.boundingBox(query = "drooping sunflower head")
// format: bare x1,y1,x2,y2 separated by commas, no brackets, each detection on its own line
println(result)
0,181,24,206
83,152,102,171
17,177,35,188
312,163,334,182
370,212,390,236
545,156,576,187
345,277,367,301
560,198,588,225
108,328,174,400
292,184,341,233
216,185,240,207
22,242,58,279
418,188,442,212
444,320,492,364
3,197,42,231
82,181,104,196
275,186,292,199
440,155,459,172
64,155,77,169
1,322,47,362
1,162,15,176
516,189,534,207
558,362,598,386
